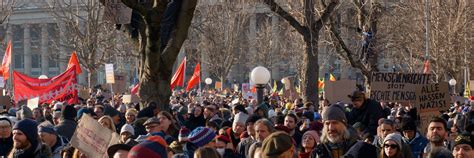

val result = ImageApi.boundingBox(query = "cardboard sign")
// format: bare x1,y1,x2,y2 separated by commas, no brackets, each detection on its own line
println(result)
215,81,222,90
419,111,439,135
122,95,131,104
370,72,431,102
27,97,39,110
71,114,120,158
105,64,115,84
325,80,357,104
233,84,239,92
415,82,451,113
0,96,11,112
112,74,126,94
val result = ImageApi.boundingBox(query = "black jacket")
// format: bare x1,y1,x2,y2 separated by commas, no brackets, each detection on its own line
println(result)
347,99,384,136
55,119,77,140
0,135,13,157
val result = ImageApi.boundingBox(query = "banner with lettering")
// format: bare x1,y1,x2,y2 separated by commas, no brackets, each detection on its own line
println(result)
370,72,431,102
13,66,78,104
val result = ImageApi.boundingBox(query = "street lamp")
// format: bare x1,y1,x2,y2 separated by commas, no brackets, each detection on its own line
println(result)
250,66,271,105
205,78,212,90
449,79,457,95
38,75,48,79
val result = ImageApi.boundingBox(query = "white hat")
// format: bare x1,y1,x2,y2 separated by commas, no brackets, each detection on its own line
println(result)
233,112,249,128
120,124,135,136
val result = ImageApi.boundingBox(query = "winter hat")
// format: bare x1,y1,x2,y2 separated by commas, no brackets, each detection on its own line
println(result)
348,91,365,101
117,104,127,113
76,107,92,120
302,130,320,144
178,127,190,142
178,106,188,115
383,133,403,150
245,107,254,115
120,124,135,136
19,106,33,119
107,144,132,158
344,141,377,158
261,131,294,158
0,117,12,127
104,105,119,117
302,111,314,121
216,134,231,143
62,105,77,120
13,119,39,147
38,121,57,135
246,114,262,125
322,104,347,123
233,112,249,127
268,109,276,118
453,132,474,148
188,127,216,146
128,136,168,158
401,120,417,131
8,108,17,117
53,102,63,111
233,104,246,114
169,141,184,154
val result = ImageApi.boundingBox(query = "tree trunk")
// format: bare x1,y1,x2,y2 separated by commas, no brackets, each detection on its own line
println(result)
302,34,320,108
87,69,97,89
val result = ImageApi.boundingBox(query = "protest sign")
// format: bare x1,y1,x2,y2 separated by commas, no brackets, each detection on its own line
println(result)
27,97,39,110
419,111,439,136
122,94,131,104
0,96,11,112
71,114,120,158
242,83,250,93
79,88,90,100
215,81,222,90
112,74,126,93
415,82,450,113
370,72,431,102
13,66,78,104
105,64,115,84
325,79,357,104
233,84,239,92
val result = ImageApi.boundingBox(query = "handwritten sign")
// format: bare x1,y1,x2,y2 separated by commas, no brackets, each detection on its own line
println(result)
27,97,39,110
370,72,431,102
122,95,131,104
325,80,357,104
415,82,450,113
105,64,115,84
215,81,222,90
71,114,120,158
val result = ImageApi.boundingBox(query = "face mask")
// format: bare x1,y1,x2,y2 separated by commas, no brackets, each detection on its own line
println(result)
216,148,225,156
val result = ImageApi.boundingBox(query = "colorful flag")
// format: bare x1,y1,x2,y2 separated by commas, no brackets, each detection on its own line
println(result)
1,41,12,80
329,73,336,81
131,83,139,95
423,60,430,74
465,81,471,99
318,78,325,92
67,51,82,74
278,87,284,95
170,57,186,89
272,80,277,93
186,63,200,92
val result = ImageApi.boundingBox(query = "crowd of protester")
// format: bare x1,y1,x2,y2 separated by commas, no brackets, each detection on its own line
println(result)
0,88,473,158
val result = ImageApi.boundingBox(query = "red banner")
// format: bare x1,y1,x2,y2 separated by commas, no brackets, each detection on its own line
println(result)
13,66,78,104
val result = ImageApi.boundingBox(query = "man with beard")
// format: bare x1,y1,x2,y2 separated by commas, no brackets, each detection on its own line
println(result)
0,117,13,157
38,122,69,158
310,104,359,158
248,118,275,158
424,117,452,157
9,119,51,158
236,115,261,158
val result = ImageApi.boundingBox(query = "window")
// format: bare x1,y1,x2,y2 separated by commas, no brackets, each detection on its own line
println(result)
13,25,24,69
32,54,41,68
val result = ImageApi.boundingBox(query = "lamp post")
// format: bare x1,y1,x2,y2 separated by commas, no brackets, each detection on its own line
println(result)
449,79,457,95
250,66,271,105
205,78,212,89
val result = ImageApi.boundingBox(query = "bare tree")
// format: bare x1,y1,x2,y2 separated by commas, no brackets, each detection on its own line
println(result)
259,0,339,105
0,0,15,25
47,0,137,88
119,0,197,110
191,1,250,86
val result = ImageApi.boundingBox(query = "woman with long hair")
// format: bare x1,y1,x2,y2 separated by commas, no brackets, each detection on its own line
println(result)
299,130,320,158
157,111,180,138
380,133,404,158
98,116,116,133
194,147,220,158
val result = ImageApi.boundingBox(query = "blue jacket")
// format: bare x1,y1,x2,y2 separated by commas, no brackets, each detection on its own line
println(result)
404,132,429,158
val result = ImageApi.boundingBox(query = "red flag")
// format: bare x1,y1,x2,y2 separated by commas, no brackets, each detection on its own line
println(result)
1,41,12,80
131,83,139,95
186,63,200,92
67,51,82,74
423,60,430,74
170,57,186,89
13,65,78,104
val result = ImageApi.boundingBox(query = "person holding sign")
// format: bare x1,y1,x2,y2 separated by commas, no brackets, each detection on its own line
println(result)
347,91,384,136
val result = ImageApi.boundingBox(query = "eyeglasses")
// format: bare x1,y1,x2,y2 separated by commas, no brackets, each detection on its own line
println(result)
384,144,398,149
0,126,11,130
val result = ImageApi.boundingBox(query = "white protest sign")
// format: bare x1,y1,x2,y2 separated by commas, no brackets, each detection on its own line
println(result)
122,94,131,104
71,114,120,158
27,97,39,110
105,64,115,84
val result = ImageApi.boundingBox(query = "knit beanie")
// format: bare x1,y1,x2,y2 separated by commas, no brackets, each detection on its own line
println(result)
0,117,12,127
120,124,135,136
322,104,347,123
19,106,33,119
128,136,168,158
246,114,262,125
104,105,119,117
383,133,403,150
454,132,474,148
216,134,231,143
302,130,320,145
188,127,216,146
76,107,92,120
38,121,57,135
62,105,77,120
261,131,294,158
401,120,417,131
233,112,249,127
178,127,190,142
169,141,184,154
13,119,39,148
